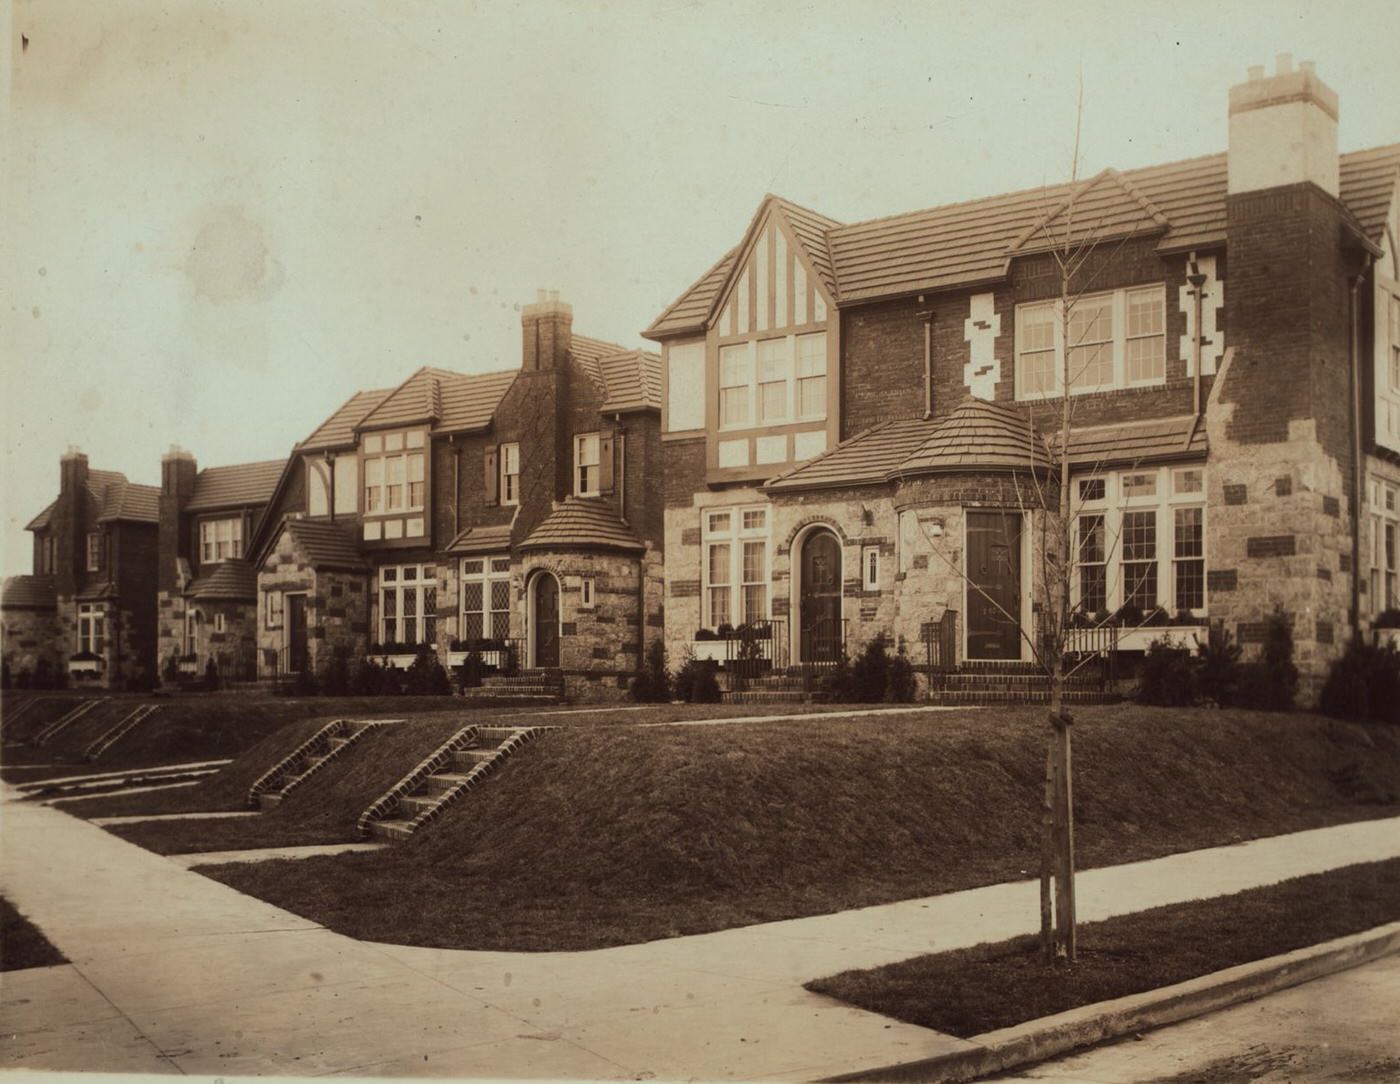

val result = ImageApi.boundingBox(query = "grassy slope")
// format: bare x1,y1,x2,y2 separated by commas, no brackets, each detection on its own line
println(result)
1,695,85,745
807,858,1400,1037
1,896,67,972
205,706,1400,951
109,718,471,853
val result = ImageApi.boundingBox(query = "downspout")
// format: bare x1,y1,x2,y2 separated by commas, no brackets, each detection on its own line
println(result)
1184,260,1208,449
450,435,460,537
616,412,646,666
917,297,934,418
1350,263,1372,638
324,453,335,524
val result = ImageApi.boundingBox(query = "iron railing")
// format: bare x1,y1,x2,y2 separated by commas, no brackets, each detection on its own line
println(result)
921,610,959,690
1034,612,1118,690
799,617,848,671
723,620,790,690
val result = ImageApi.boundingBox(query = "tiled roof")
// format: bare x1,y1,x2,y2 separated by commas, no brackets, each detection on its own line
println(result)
647,144,1400,328
898,399,1053,475
186,459,286,512
1057,416,1207,467
97,480,160,524
776,196,842,297
189,559,258,600
300,389,394,451
598,350,663,413
284,519,368,571
518,497,644,553
25,500,55,531
1,575,56,610
571,334,633,380
764,419,935,493
354,366,518,435
445,523,514,555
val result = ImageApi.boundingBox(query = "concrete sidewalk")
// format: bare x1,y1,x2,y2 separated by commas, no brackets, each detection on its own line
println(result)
3,787,1398,1081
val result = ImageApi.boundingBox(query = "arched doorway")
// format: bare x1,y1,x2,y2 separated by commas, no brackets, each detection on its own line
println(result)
797,528,843,662
529,572,560,669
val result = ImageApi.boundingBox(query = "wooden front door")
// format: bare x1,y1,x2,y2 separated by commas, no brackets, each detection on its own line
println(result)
800,530,843,661
287,594,309,674
532,574,560,668
966,511,1022,660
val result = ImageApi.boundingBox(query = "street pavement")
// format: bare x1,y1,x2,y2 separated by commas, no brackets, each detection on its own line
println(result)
3,783,1399,1080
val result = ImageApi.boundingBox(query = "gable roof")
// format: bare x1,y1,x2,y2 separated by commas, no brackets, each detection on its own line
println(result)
95,478,160,524
188,559,258,601
186,459,286,512
301,388,394,451
518,497,644,553
354,366,518,434
1,575,56,610
647,143,1400,333
1006,167,1172,256
25,500,56,531
597,350,663,413
282,519,368,572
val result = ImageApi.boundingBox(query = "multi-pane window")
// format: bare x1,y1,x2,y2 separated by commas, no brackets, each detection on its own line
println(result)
702,506,770,628
86,532,101,572
461,556,511,642
266,591,283,630
200,518,243,563
1389,293,1400,390
1016,286,1167,398
379,564,436,646
363,430,426,514
862,545,881,592
1073,466,1206,617
77,603,105,655
574,433,600,497
499,443,520,506
717,332,828,428
1370,477,1399,613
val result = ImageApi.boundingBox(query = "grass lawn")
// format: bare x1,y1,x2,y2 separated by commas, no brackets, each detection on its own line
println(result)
806,858,1400,1037
107,718,471,853
202,705,1400,951
1,896,67,972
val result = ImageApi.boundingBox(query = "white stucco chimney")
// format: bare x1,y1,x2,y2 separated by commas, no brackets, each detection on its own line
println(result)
1228,54,1339,198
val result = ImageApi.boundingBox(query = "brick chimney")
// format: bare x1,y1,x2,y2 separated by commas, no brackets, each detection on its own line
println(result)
521,289,573,372
59,444,89,499
1228,53,1339,199
55,445,89,593
159,445,198,594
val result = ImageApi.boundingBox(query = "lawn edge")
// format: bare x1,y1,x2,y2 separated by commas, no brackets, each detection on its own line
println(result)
820,919,1400,1083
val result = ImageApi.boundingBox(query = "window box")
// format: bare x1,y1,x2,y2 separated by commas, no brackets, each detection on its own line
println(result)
1372,627,1400,652
689,624,776,667
177,656,200,675
1063,624,1207,654
68,653,103,675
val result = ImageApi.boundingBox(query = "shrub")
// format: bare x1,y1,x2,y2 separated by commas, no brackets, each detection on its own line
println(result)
825,651,857,703
884,638,918,702
1235,609,1297,712
1318,639,1400,725
14,667,32,690
848,634,894,703
455,650,485,691
1375,609,1400,629
0,658,9,690
1196,623,1242,706
1137,639,1198,706
405,645,451,696
319,649,351,697
32,657,56,690
630,640,671,703
350,655,385,696
202,657,220,692
674,654,720,703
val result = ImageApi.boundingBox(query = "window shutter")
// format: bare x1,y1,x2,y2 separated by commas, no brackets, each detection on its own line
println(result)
599,430,615,494
484,446,499,505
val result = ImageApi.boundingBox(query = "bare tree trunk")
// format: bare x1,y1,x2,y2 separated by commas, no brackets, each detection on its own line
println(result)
1039,742,1054,959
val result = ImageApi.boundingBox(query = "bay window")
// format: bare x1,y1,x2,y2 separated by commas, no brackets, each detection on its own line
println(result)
200,518,243,563
1072,465,1206,618
378,564,436,646
1016,285,1166,398
363,430,426,515
702,505,770,628
461,556,511,642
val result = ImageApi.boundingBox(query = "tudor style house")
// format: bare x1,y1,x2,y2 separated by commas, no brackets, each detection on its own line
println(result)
245,293,664,700
154,450,286,682
3,448,161,687
646,57,1400,699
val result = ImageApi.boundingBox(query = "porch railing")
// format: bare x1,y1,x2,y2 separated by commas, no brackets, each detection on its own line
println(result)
799,617,848,673
921,610,959,690
1034,612,1117,690
723,620,790,691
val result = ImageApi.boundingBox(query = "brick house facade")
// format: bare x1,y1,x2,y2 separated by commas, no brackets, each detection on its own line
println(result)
246,294,664,700
646,58,1400,701
4,449,160,689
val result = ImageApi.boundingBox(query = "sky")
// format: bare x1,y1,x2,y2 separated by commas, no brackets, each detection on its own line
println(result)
3,0,1398,577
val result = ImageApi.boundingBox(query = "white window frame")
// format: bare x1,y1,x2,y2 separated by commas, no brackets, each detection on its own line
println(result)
500,442,520,506
1071,465,1207,618
265,590,283,630
86,532,101,572
580,576,596,609
1372,478,1399,614
460,555,512,643
199,517,244,563
1016,285,1167,400
701,505,771,629
574,433,600,497
77,602,106,655
377,563,437,647
214,613,226,634
861,545,881,591
362,430,426,516
718,332,827,431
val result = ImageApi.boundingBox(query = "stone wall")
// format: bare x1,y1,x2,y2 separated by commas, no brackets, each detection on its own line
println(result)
0,607,60,679
258,529,369,674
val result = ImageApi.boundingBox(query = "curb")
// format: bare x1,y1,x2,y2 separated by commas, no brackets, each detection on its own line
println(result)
821,920,1400,1083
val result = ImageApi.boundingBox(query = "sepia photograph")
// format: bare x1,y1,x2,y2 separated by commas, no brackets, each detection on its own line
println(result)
2,1,1399,1080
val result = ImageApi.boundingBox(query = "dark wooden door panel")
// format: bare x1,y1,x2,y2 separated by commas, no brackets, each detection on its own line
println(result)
533,575,559,668
966,511,1021,660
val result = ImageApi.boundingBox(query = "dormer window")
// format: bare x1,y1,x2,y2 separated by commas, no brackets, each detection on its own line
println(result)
1016,286,1166,399
200,518,243,563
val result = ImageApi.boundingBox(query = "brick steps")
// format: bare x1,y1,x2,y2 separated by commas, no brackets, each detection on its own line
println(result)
249,720,385,810
33,698,109,746
84,704,160,761
461,667,565,706
926,690,1121,705
363,725,548,843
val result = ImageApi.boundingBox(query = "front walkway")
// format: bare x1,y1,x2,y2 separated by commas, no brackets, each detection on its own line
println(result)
3,783,1398,1079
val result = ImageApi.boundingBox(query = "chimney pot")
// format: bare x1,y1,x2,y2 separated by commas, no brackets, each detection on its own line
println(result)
1247,65,1264,81
1276,52,1293,74
537,288,548,302
1300,59,1316,75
